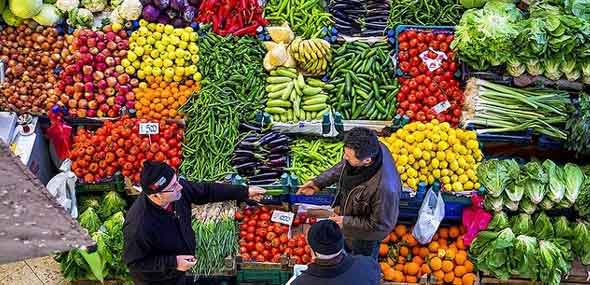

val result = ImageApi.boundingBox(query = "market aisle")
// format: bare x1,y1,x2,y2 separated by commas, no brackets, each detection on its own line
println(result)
0,257,66,285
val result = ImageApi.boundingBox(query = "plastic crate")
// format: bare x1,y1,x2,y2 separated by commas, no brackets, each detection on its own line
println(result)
465,123,533,145
236,269,292,285
394,25,455,76
230,174,290,205
76,174,125,193
537,135,564,150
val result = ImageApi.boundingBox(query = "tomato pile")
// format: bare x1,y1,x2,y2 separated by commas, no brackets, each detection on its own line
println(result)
235,206,315,264
396,30,464,126
70,117,183,183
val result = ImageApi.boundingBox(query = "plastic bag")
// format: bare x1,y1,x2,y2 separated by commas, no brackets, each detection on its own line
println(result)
413,187,445,244
46,159,78,218
462,193,492,246
46,112,72,160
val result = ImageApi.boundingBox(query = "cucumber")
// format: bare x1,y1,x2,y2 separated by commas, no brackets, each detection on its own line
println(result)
303,103,328,112
306,78,326,88
302,86,322,96
281,82,294,100
265,82,290,93
266,76,292,84
279,113,288,122
303,95,329,105
317,107,330,119
268,89,286,99
271,69,298,79
265,107,287,114
287,109,293,122
267,100,292,108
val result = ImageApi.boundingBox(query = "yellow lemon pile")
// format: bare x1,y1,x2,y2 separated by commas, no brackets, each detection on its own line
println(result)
380,120,483,192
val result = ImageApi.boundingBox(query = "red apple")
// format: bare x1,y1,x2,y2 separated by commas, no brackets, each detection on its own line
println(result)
93,71,104,81
95,94,106,104
87,109,97,117
84,92,94,101
84,82,94,92
117,74,129,84
99,103,109,113
88,100,98,110
74,82,85,92
65,85,75,95
105,87,116,96
77,109,87,118
106,77,117,87
98,79,107,90
107,109,117,117
78,99,88,109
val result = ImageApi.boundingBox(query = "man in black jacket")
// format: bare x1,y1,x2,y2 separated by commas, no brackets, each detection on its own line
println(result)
291,220,380,285
297,127,401,259
123,160,266,285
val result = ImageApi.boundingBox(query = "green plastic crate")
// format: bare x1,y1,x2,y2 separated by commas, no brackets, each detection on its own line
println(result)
76,174,125,193
236,269,292,285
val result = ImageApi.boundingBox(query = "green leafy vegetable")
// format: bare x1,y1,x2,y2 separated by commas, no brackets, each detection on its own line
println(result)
538,240,571,285
574,166,590,218
488,212,510,231
510,235,539,280
564,163,584,204
32,3,62,25
460,0,487,8
534,212,555,240
539,197,555,210
526,58,545,76
520,197,538,214
99,191,126,220
484,195,504,212
511,213,534,236
553,216,573,239
8,0,42,18
79,207,101,234
572,222,590,265
477,159,513,198
524,161,548,204
544,160,566,203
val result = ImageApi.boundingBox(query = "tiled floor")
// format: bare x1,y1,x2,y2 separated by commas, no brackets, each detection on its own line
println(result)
0,256,67,285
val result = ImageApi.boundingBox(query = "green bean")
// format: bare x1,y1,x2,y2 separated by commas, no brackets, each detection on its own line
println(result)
387,0,463,28
265,0,333,39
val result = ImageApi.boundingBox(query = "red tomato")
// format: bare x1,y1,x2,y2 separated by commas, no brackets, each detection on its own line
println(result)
302,254,311,264
272,254,281,263
406,30,417,39
293,256,302,264
241,253,251,261
266,232,277,241
294,248,305,256
256,255,265,262
399,42,409,50
260,213,270,221
246,241,255,251
263,250,272,260
255,242,265,252
246,232,255,242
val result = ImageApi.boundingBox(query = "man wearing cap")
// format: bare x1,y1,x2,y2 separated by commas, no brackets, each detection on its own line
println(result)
123,160,266,285
292,220,380,285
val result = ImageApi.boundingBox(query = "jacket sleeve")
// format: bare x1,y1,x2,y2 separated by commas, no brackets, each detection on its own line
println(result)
124,228,177,273
342,187,399,234
312,160,345,189
180,179,249,205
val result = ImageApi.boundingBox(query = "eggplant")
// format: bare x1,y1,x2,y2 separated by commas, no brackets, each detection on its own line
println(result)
234,149,261,158
234,161,259,171
258,132,280,146
237,141,259,151
239,122,262,133
257,166,285,174
231,155,256,165
269,157,288,167
268,137,289,148
269,144,289,154
267,153,286,161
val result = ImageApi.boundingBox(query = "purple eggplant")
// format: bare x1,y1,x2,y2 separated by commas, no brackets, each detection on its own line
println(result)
239,122,262,133
270,144,289,154
268,137,289,148
268,157,287,167
142,5,160,22
153,0,170,9
258,132,280,146
234,161,259,171
267,153,286,161
231,155,256,165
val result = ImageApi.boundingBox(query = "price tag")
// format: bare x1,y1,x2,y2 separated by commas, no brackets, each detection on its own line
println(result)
432,100,451,114
139,123,159,135
419,48,447,72
271,210,295,226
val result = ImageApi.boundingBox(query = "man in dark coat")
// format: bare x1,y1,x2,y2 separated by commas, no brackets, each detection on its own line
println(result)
298,127,401,259
291,220,380,285
123,160,266,285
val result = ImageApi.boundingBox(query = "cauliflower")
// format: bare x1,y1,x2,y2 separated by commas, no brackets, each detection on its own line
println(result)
81,0,107,12
108,7,124,24
67,7,93,27
56,0,79,12
115,0,141,20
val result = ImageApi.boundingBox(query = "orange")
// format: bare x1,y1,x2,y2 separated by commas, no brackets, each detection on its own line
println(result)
462,273,476,285
442,260,454,273
412,256,424,266
405,262,420,275
405,234,418,247
400,246,410,257
395,263,405,271
419,247,430,258
456,236,466,250
428,241,440,253
420,263,431,274
449,226,460,238
444,271,455,283
455,252,467,265
430,257,442,271
439,239,448,248
383,268,395,281
438,227,449,239
412,246,420,256
454,265,467,277
433,270,445,282
394,224,408,237
379,244,389,257
446,248,457,260
406,276,418,283
464,260,474,273
389,233,398,242
453,277,463,285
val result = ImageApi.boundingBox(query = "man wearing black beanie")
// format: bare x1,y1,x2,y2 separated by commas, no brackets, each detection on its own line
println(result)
292,220,380,285
123,160,266,285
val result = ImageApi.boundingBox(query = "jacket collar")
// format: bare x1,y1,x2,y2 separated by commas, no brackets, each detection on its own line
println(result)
303,254,355,278
143,193,175,216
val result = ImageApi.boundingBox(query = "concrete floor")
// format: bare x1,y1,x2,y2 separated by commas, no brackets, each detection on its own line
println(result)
0,256,67,285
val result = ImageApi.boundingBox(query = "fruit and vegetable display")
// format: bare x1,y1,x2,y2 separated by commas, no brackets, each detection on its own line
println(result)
235,206,314,264
180,33,265,181
387,0,464,28
380,224,477,285
264,0,333,39
196,0,267,36
381,120,482,191
453,0,590,83
70,117,183,183
462,79,571,141
328,0,389,37
139,0,198,28
54,25,136,118
230,130,290,185
55,191,127,281
127,20,200,83
191,202,238,276
328,41,397,120
0,22,66,114
264,67,333,122
289,138,343,183
134,78,197,120
478,159,586,213
396,28,463,125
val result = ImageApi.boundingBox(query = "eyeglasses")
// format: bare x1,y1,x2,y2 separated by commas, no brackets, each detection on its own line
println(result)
159,178,180,193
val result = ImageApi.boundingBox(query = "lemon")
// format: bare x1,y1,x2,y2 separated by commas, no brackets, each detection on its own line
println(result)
436,151,446,161
147,23,157,31
427,175,435,184
173,75,183,82
441,169,450,177
143,66,152,76
439,122,450,131
474,182,481,189
153,58,163,67
164,25,174,35
400,148,408,155
430,133,441,143
139,19,148,26
451,175,459,182
438,141,449,151
423,139,433,151
175,48,186,59
150,50,160,59
431,158,440,169
419,175,427,182
138,26,149,36
450,161,459,171
112,22,123,32
418,160,427,168
405,134,415,144
401,173,408,181
467,140,478,150
178,41,188,50
464,181,474,190
412,148,422,159
163,59,173,67
185,65,196,75
174,67,184,76
190,32,199,42
466,169,476,179
456,168,465,175
136,37,146,46
445,151,456,161
458,157,467,168
134,47,144,56
440,161,449,169
170,35,180,46
152,67,162,76
398,155,409,166
444,183,452,191
408,155,416,164
459,174,469,184
422,151,431,161
153,32,162,41
414,131,425,142
137,70,145,79
164,67,175,78
139,82,148,89
441,176,451,184
452,182,463,192
433,169,441,178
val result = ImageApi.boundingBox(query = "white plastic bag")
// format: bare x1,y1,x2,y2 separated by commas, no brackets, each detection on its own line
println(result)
46,159,78,218
413,187,445,244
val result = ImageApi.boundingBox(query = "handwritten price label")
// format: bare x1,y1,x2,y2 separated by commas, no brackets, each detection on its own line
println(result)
271,210,295,225
139,123,159,135
432,101,451,114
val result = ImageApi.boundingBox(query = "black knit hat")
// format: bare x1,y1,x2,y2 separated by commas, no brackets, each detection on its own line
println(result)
307,220,344,255
140,160,175,195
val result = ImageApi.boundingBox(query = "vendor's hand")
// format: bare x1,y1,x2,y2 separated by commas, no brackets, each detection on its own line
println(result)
329,216,343,227
176,255,196,272
297,181,319,195
248,186,266,202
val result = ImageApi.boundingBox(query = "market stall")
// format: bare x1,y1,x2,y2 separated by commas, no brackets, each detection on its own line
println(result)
0,0,589,284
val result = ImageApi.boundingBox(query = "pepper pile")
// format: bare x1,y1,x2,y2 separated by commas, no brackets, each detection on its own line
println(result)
396,29,463,125
197,0,268,36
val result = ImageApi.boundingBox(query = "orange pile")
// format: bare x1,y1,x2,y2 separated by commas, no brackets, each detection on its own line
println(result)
379,224,476,285
134,77,199,120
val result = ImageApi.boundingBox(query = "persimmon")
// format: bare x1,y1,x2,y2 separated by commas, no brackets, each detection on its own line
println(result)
449,226,460,238
462,273,476,285
442,260,454,273
430,257,442,271
394,224,408,236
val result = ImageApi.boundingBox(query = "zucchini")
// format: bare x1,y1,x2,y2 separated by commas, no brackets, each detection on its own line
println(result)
303,103,328,112
265,82,290,93
266,76,292,84
271,69,298,79
302,86,322,96
267,99,292,108
304,95,329,105
265,107,287,114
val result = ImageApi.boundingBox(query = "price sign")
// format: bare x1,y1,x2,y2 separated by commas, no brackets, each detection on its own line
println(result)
432,100,451,114
139,123,159,135
271,210,295,226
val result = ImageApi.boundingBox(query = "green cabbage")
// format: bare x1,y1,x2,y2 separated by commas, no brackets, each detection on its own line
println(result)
32,3,62,25
564,163,584,204
67,7,93,27
484,195,504,212
524,161,548,204
488,211,510,231
544,160,566,203
2,8,22,25
510,235,539,279
520,197,538,214
511,213,533,236
9,0,42,18
534,212,554,240
79,207,102,234
553,216,573,239
99,191,126,220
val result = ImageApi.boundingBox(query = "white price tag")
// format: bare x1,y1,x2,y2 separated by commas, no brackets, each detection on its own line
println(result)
432,100,451,114
419,48,448,72
271,210,295,225
139,123,159,135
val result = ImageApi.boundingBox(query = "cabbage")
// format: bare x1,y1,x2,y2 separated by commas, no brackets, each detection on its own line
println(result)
564,163,584,204
55,0,77,11
539,197,554,210
81,0,105,12
477,159,513,198
484,195,504,212
524,161,548,204
572,222,590,265
553,216,573,239
520,197,537,214
534,212,554,240
510,235,539,279
99,191,126,220
460,0,487,8
67,7,92,27
9,0,42,18
543,160,566,203
488,211,510,231
32,4,62,25
2,8,22,25
511,213,534,236
505,198,519,212
79,207,102,234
